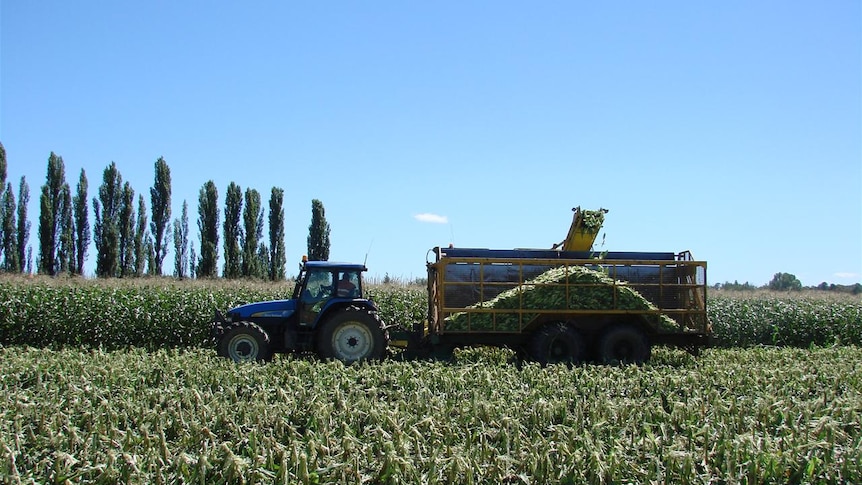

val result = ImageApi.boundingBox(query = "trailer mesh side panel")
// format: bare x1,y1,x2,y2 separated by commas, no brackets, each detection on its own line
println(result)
430,255,708,335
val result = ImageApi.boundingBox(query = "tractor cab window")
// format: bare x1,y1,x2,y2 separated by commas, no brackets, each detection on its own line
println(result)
302,269,334,302
300,269,334,325
337,271,360,297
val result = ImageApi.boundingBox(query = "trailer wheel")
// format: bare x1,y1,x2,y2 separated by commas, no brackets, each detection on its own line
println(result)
217,322,272,363
598,324,650,365
528,322,585,365
317,307,386,364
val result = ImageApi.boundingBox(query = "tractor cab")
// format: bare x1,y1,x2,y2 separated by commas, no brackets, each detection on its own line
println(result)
294,260,368,326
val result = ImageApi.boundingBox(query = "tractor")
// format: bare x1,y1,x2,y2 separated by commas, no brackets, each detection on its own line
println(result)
212,259,387,363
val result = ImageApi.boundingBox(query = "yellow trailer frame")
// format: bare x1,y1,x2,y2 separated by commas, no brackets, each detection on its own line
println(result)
427,250,710,340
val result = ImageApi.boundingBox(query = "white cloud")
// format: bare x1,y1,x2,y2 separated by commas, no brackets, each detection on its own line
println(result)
414,213,448,224
834,272,861,279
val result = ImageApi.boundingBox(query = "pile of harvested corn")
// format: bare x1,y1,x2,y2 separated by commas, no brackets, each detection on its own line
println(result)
445,266,678,332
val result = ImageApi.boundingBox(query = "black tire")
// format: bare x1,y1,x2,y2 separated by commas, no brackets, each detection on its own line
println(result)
217,322,272,363
316,306,387,364
528,322,586,365
598,324,650,365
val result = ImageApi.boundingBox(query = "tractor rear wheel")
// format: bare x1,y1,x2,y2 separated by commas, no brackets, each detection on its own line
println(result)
316,307,386,364
528,322,586,365
598,324,650,365
217,322,272,363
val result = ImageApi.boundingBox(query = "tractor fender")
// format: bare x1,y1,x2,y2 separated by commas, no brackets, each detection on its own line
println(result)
313,299,382,328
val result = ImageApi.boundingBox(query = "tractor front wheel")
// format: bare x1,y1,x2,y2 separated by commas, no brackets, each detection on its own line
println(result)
317,307,386,364
217,322,272,363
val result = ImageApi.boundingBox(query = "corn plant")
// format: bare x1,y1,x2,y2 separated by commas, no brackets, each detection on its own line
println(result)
0,276,859,350
1,346,860,483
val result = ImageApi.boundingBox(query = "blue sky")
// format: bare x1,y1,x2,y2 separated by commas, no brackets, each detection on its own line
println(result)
1,1,860,286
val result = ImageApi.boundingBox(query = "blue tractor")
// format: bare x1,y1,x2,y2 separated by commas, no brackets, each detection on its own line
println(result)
211,260,388,363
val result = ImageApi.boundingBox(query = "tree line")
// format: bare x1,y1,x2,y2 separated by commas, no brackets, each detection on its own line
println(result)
715,272,862,295
0,142,332,279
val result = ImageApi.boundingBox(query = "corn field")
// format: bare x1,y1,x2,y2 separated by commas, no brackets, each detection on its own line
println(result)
0,277,861,482
0,277,858,350
2,345,860,483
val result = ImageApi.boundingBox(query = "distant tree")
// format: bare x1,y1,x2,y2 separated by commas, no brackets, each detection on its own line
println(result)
134,195,149,276
72,169,89,275
57,184,75,274
117,182,136,277
241,188,264,278
0,142,6,264
715,280,757,291
196,181,219,278
0,141,5,179
2,182,17,271
268,187,286,281
0,140,6,187
307,198,330,261
93,162,123,278
37,152,67,275
257,242,270,279
222,182,242,279
145,239,155,276
173,200,190,279
16,177,30,273
767,272,802,291
189,246,197,279
150,157,171,275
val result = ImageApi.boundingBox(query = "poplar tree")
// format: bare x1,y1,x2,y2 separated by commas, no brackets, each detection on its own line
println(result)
145,240,155,276
150,157,171,275
268,187,285,281
0,142,6,264
118,182,135,277
93,163,122,278
38,152,67,275
189,246,197,279
196,180,219,278
307,198,330,262
57,184,75,274
241,188,264,278
16,177,29,273
173,200,189,279
134,195,148,276
73,169,89,275
257,242,270,279
2,182,17,271
222,182,242,279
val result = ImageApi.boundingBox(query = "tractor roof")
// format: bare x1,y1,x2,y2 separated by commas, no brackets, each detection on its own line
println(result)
303,260,368,272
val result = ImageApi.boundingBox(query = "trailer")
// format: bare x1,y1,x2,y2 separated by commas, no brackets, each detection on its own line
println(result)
389,245,711,364
213,207,712,365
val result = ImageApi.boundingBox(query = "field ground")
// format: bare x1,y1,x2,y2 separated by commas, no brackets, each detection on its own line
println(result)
2,345,860,484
